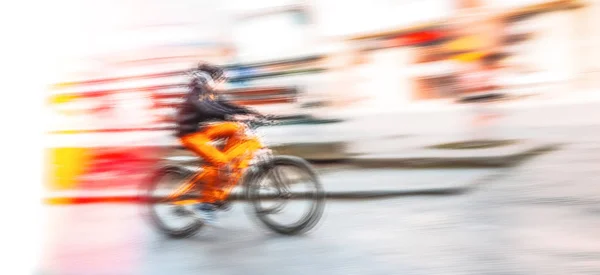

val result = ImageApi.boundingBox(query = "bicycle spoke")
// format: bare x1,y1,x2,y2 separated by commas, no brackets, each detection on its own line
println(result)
270,166,292,196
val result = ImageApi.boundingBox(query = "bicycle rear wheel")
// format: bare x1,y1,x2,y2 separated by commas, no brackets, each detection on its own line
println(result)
246,156,325,235
145,165,204,238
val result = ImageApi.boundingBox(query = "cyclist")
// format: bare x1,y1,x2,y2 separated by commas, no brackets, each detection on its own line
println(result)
175,63,265,224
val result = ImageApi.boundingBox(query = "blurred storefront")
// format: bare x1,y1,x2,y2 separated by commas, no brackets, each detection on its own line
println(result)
496,0,589,95
312,0,455,112
325,0,590,111
574,0,600,90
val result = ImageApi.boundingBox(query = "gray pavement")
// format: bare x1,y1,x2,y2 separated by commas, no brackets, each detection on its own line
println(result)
321,168,495,193
37,142,600,275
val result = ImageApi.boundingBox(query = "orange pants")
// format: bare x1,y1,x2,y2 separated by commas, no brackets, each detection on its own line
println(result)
179,122,260,202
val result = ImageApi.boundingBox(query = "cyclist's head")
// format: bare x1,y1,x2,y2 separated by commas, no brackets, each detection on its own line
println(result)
190,63,227,91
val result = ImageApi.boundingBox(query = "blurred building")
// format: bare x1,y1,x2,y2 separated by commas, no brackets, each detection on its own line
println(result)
333,0,594,105
48,0,599,133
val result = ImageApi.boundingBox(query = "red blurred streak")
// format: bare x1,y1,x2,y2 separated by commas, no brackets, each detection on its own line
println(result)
77,146,158,189
51,57,320,90
234,98,295,105
50,85,185,102
49,128,176,134
44,196,145,205
153,98,295,109
222,88,296,97
49,97,295,126
393,31,445,46
51,86,293,100
52,70,183,89
116,55,206,66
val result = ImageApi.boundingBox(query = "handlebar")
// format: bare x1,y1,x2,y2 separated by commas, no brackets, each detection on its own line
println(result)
239,117,279,129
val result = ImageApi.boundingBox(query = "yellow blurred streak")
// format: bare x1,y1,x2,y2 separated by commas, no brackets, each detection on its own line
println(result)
446,35,483,52
445,35,487,63
46,148,91,191
173,199,202,205
48,94,77,105
44,197,74,205
50,82,75,90
453,51,487,63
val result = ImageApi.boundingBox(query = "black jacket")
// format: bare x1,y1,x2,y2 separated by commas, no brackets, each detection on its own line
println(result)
175,85,258,137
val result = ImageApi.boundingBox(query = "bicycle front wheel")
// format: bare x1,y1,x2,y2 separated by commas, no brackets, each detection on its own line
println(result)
145,165,204,238
246,156,325,235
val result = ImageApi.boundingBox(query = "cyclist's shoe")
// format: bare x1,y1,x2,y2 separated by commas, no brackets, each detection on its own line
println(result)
194,203,219,226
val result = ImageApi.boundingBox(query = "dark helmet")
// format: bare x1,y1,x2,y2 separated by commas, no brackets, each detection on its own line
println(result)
197,63,226,82
189,63,228,89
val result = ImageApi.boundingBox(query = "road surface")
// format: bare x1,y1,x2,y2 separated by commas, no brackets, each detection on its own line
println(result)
37,142,600,275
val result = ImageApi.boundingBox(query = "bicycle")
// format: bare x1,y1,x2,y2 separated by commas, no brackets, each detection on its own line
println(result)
144,118,326,238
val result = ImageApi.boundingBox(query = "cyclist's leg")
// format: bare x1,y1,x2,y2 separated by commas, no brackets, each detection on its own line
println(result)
202,121,260,170
217,135,262,201
202,122,265,201
180,131,228,204
203,122,254,201
180,131,228,167
180,122,245,203
202,121,263,164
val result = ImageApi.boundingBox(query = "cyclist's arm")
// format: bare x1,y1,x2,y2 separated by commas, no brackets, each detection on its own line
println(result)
216,95,262,116
187,87,236,120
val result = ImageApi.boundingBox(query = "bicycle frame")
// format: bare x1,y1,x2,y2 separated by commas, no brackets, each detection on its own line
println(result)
167,120,275,205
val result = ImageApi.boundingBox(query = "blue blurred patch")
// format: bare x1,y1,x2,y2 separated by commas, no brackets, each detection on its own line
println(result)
228,66,257,87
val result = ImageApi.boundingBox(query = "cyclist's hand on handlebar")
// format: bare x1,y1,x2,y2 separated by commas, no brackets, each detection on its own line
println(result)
229,114,276,126
257,115,279,126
